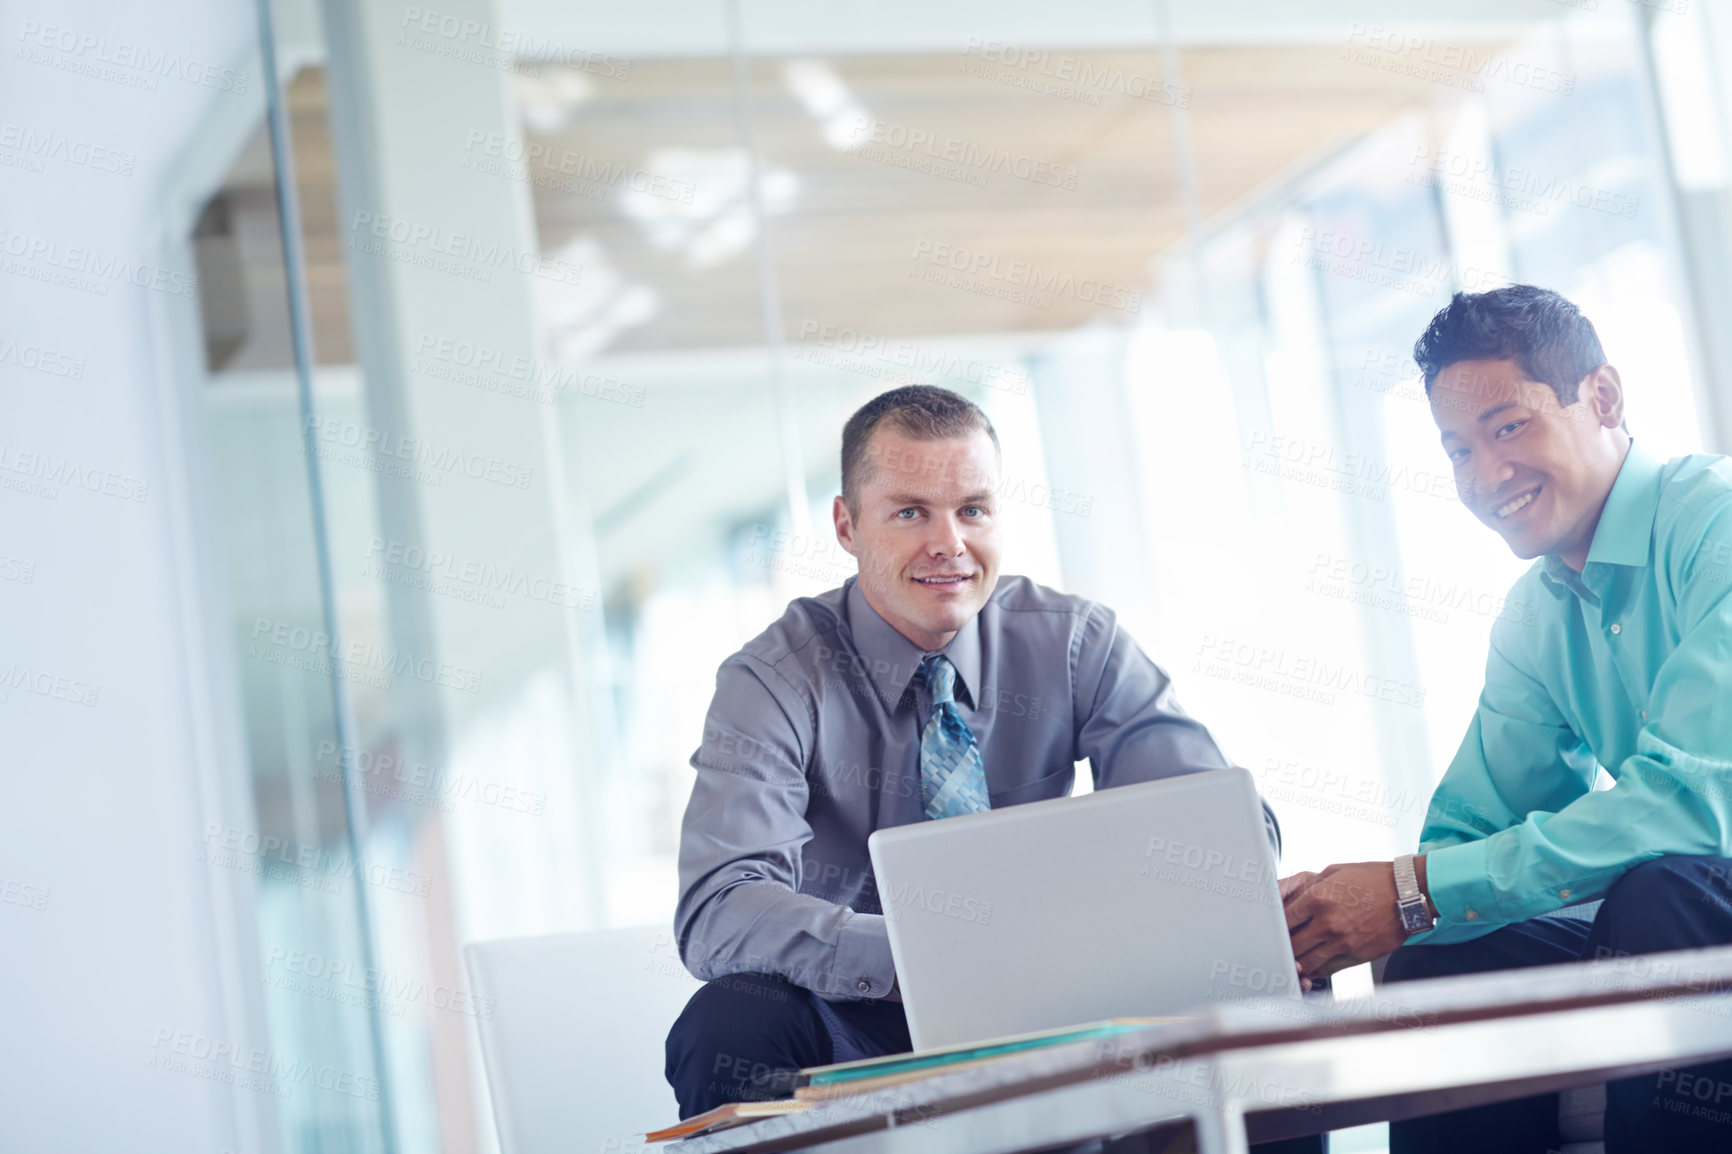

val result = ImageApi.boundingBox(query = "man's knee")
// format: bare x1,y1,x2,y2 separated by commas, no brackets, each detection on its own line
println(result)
1383,919,1586,985
667,971,814,1061
1604,855,1731,911
1594,855,1732,955
665,972,825,1104
1383,935,1517,984
1383,943,1455,984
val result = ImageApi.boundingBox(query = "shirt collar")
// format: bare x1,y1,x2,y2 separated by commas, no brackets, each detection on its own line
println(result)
844,578,982,710
1539,439,1663,598
1539,553,1597,604
1584,440,1664,568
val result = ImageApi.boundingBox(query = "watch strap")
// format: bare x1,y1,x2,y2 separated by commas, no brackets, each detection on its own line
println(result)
1393,853,1422,902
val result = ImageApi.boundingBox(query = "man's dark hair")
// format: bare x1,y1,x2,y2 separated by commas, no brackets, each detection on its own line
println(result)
840,386,999,511
1414,285,1606,405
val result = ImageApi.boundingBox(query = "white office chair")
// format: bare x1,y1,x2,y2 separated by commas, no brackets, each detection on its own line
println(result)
465,926,705,1154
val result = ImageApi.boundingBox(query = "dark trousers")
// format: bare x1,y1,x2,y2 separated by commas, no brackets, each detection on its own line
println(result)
1384,854,1732,1154
664,971,913,1115
665,970,1325,1152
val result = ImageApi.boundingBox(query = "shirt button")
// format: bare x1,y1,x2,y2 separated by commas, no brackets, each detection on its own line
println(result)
1465,909,1479,921
857,980,871,992
1641,710,1649,722
1560,888,1573,901
1610,623,1622,635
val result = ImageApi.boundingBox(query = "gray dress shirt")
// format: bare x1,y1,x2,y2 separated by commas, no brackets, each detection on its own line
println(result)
674,575,1280,1000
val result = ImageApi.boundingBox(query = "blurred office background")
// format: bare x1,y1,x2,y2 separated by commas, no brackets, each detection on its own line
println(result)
5,0,1732,1151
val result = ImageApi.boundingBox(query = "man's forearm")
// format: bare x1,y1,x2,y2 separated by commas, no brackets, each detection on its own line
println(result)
677,879,898,998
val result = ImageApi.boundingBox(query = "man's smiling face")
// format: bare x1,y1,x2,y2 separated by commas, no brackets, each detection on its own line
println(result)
1430,357,1627,568
832,426,1002,651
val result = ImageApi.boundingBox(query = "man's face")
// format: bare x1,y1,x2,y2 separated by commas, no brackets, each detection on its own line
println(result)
833,427,1003,651
1430,357,1626,565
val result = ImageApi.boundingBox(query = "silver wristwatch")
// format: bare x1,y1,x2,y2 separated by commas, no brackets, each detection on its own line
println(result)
1394,854,1436,937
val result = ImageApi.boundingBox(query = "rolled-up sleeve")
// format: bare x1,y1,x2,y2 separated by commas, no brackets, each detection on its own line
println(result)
1074,604,1282,854
673,656,897,998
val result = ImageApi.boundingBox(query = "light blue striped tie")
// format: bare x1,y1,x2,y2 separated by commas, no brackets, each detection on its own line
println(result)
919,655,991,821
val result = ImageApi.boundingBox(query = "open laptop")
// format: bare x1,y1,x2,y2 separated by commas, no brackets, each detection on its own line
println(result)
866,767,1299,1051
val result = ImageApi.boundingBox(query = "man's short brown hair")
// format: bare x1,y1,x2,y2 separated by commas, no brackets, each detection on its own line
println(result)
840,386,1000,512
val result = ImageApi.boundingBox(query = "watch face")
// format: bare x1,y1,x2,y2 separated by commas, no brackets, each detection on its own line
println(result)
1399,901,1434,935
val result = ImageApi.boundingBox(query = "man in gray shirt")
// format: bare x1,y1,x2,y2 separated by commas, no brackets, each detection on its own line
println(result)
665,385,1287,1129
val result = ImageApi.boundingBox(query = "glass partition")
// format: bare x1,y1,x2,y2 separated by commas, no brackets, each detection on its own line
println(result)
193,51,394,1154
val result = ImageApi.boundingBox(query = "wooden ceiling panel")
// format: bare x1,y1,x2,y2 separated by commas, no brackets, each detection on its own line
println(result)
221,42,1503,368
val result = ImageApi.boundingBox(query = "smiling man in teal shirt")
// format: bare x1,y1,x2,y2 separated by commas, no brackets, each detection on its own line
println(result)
1281,285,1732,1153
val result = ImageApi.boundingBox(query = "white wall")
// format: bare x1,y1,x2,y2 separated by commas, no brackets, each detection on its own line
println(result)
0,1,278,1150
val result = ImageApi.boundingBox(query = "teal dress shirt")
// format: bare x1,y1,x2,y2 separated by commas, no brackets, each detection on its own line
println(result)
1415,441,1732,944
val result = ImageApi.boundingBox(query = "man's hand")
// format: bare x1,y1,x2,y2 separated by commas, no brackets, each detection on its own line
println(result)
1280,861,1411,981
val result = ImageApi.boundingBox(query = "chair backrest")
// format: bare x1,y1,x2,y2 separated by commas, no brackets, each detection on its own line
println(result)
465,926,704,1154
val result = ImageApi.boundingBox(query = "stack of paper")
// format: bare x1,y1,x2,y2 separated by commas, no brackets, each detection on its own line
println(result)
643,1100,812,1143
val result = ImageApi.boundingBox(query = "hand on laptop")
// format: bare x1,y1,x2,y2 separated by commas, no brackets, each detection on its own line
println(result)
1280,862,1410,981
